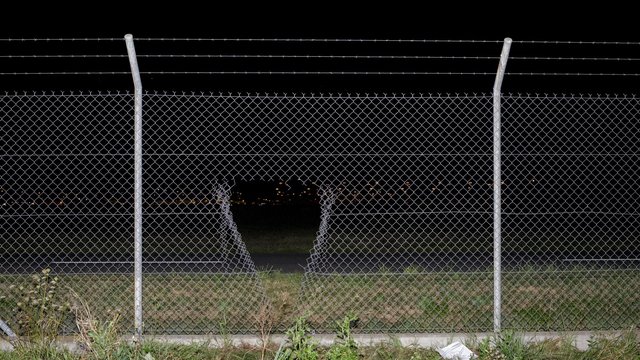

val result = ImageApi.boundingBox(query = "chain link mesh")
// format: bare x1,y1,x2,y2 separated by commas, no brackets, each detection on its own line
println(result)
0,93,135,333
141,93,494,333
1,91,638,335
501,94,640,331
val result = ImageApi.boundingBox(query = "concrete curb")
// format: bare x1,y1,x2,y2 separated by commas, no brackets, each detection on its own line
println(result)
1,331,632,352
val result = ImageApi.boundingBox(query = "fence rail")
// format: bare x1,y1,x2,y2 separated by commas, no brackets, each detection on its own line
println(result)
1,35,639,338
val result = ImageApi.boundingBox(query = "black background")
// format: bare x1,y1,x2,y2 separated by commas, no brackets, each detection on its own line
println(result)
0,10,639,93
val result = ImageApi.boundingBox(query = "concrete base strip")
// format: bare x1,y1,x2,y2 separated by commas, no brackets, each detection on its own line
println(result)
0,331,632,352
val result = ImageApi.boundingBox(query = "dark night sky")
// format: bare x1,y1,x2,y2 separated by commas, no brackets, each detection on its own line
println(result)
1,11,639,93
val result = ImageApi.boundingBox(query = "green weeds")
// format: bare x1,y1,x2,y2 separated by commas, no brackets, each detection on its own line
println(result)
6,269,71,358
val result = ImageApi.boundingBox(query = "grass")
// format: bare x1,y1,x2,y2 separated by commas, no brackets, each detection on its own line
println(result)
242,228,316,254
1,331,639,359
1,268,639,335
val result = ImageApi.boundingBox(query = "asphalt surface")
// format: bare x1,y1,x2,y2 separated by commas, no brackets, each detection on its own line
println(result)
1,251,638,275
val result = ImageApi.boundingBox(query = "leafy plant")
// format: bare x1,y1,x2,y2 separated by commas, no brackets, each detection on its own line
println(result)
473,330,545,360
584,329,640,359
274,316,318,360
71,288,131,360
495,330,536,360
475,336,503,359
326,314,359,360
216,304,233,349
9,268,71,357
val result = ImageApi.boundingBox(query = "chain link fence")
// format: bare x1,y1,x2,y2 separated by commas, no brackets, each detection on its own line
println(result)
501,94,640,331
1,36,639,337
1,91,638,335
0,93,137,333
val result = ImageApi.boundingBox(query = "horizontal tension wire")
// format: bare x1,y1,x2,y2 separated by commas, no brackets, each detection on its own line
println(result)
0,38,122,41
2,54,640,62
0,71,639,76
132,38,503,43
2,38,639,45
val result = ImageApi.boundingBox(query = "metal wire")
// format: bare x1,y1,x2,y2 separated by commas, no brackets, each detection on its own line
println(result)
0,37,502,43
3,54,640,62
140,71,497,75
513,40,640,45
134,38,504,43
1,91,639,335
135,54,499,59
0,71,497,76
510,56,640,61
0,38,122,41
1,38,639,338
2,70,638,77
0,55,128,58
0,54,496,60
507,72,640,76
0,72,131,75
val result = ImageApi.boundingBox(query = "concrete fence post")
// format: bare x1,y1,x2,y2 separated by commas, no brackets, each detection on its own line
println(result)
124,33,144,340
493,37,512,333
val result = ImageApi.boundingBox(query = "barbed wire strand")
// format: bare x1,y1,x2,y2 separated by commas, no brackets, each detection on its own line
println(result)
513,40,640,45
1,38,639,45
0,38,122,42
1,71,639,76
133,38,504,43
0,55,128,58
0,71,495,76
2,54,640,62
509,56,640,61
0,54,496,60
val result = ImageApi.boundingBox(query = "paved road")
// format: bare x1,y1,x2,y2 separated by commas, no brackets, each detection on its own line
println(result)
1,251,637,275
